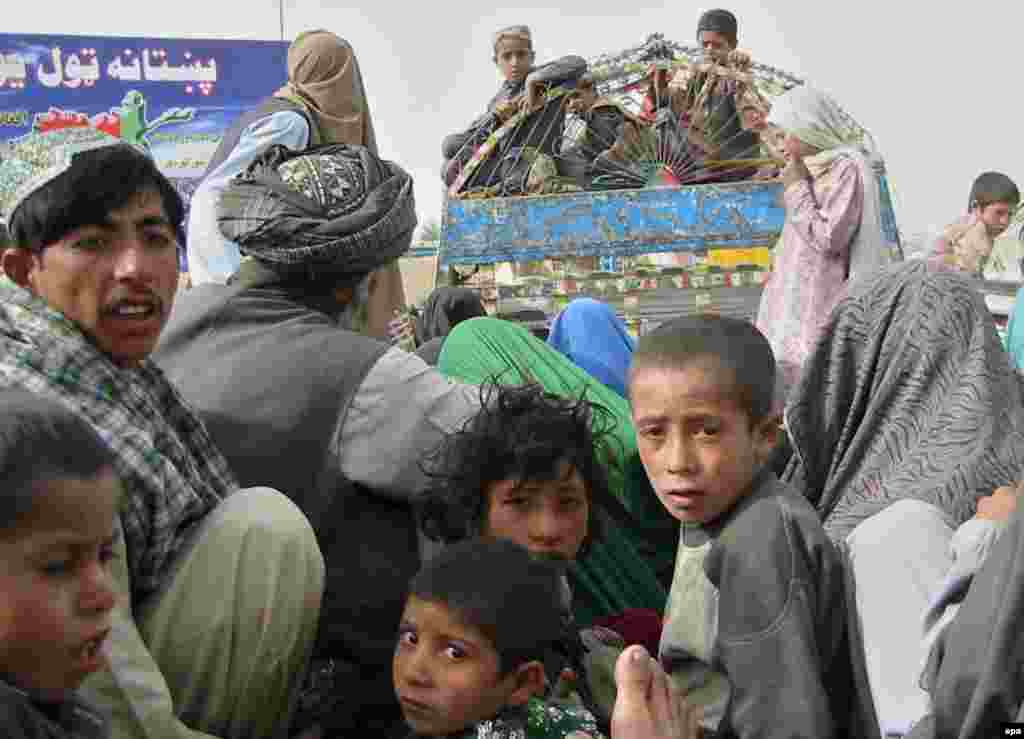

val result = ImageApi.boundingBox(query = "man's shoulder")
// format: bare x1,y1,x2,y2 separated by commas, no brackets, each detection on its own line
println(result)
717,475,829,551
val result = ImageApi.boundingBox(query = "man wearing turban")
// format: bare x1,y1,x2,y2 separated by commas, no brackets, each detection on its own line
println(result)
156,143,484,736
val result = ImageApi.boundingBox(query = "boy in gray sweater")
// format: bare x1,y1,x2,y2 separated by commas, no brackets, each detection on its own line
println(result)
629,316,852,739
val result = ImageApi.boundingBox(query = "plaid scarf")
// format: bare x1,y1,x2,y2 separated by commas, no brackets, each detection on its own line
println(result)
0,278,236,603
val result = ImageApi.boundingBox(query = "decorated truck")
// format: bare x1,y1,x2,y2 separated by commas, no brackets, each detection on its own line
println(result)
436,34,901,336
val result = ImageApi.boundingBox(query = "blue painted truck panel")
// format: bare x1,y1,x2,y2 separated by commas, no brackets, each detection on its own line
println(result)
441,181,787,265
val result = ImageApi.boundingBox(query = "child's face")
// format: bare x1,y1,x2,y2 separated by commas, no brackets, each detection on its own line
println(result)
741,107,766,132
699,30,735,61
484,462,589,561
394,596,532,736
973,201,1015,239
0,471,120,700
630,360,776,525
494,38,533,84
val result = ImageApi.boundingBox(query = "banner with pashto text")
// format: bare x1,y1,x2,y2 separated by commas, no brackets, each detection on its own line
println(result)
0,33,289,266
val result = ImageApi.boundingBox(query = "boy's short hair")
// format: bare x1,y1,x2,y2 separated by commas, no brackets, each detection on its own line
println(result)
419,381,614,555
408,537,566,674
631,315,775,422
0,390,115,533
969,171,1020,210
8,144,184,253
696,8,739,46
492,24,533,54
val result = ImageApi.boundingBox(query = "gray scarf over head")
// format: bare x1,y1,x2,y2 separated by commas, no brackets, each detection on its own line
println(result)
218,143,416,284
782,261,1024,541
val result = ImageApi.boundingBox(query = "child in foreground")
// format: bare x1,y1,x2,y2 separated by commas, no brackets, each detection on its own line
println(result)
930,171,1020,274
393,537,603,739
0,390,121,738
629,316,851,739
420,381,653,723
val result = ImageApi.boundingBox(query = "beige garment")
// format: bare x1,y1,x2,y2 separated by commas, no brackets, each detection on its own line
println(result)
80,488,325,739
275,30,377,152
941,219,994,273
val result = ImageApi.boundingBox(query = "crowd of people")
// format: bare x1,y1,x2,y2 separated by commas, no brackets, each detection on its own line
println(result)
0,10,1022,739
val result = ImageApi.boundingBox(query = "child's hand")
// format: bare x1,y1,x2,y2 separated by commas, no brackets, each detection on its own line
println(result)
552,667,579,700
522,80,546,114
976,484,1021,521
611,645,701,739
494,99,519,122
780,156,810,189
388,310,416,351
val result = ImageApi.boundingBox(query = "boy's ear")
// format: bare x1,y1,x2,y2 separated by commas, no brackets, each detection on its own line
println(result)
505,660,546,707
2,247,36,289
753,414,782,466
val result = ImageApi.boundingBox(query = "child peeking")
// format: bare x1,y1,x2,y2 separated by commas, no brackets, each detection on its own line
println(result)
393,537,603,739
0,390,120,738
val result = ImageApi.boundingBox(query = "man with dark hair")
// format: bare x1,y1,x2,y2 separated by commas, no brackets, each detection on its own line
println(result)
0,127,324,739
156,141,484,736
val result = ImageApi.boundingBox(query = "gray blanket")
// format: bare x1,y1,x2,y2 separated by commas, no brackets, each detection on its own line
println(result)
782,261,1024,541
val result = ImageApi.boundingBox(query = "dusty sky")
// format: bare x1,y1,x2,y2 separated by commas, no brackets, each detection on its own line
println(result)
6,0,1023,239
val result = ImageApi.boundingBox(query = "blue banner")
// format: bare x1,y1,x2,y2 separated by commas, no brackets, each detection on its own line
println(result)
0,33,288,269
0,33,288,170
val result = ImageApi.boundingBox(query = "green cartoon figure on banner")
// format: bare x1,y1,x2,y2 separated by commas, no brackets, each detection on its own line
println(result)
32,90,195,150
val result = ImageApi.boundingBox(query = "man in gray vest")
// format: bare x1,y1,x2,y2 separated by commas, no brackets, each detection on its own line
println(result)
155,143,480,737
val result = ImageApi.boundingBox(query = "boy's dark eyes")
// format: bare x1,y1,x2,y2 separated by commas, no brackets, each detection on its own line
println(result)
71,235,107,251
698,421,722,436
41,560,71,577
69,229,174,251
144,230,175,247
444,644,467,660
397,628,417,646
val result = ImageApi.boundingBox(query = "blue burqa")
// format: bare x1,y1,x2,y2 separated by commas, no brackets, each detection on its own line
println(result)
547,298,635,398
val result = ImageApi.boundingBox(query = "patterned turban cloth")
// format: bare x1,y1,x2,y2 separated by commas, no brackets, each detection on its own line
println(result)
218,143,417,282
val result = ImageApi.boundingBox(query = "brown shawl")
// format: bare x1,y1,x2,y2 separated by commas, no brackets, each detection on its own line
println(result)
275,30,378,152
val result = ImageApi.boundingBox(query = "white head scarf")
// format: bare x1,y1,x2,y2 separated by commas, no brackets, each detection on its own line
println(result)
768,84,902,282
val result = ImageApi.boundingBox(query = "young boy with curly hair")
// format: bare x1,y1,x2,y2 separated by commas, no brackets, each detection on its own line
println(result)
419,382,663,726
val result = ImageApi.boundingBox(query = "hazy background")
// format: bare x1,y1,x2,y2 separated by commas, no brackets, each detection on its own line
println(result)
8,0,1023,246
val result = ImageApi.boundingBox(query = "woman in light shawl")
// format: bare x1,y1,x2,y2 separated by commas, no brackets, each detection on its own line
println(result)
187,30,376,286
780,261,1024,736
755,85,901,404
547,298,635,398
